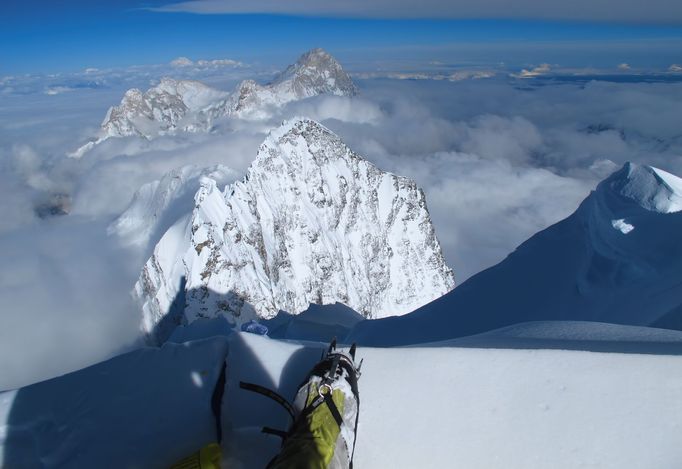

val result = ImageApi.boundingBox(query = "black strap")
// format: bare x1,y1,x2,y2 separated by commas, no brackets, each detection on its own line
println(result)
349,392,360,468
322,391,344,428
296,384,345,429
211,362,227,443
296,392,325,423
239,381,296,421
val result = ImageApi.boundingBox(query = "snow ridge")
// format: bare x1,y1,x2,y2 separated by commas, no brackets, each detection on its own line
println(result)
349,162,682,346
109,164,238,248
135,118,454,343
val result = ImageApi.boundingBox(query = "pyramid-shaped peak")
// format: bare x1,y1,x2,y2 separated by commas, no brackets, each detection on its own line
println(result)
263,118,334,145
269,49,357,97
297,48,337,64
253,118,355,171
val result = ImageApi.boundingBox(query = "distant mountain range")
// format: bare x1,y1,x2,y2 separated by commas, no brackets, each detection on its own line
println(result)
70,48,357,157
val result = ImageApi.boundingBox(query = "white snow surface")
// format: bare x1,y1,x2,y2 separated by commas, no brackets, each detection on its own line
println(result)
349,161,682,346
3,324,682,468
135,118,454,343
0,336,229,468
71,48,357,156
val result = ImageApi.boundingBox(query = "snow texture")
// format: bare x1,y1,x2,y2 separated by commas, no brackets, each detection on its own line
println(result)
135,118,454,343
349,162,682,346
224,330,682,469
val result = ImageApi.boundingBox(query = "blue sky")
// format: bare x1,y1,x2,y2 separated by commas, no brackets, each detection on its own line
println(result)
2,0,682,74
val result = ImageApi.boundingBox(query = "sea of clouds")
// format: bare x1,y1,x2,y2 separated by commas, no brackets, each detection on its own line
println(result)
1,61,682,389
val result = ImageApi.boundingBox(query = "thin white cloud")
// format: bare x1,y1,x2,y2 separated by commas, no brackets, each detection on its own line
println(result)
170,56,194,67
511,63,551,78
670,64,682,72
152,0,682,23
170,56,244,68
618,63,631,70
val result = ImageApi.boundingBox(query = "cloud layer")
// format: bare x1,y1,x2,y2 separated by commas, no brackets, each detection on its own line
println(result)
2,64,682,388
154,0,682,23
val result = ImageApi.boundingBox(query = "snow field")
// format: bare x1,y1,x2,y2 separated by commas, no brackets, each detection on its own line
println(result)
224,332,682,469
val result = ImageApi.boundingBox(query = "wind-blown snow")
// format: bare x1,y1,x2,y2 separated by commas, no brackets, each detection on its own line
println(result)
135,118,454,343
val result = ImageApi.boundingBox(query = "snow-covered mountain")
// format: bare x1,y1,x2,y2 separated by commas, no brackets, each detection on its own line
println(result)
135,118,454,343
71,49,357,156
218,48,357,120
108,164,238,249
70,78,229,157
349,162,682,346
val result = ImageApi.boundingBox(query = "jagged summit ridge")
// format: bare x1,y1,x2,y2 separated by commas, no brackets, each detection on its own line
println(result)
70,78,228,157
135,118,454,342
102,78,227,138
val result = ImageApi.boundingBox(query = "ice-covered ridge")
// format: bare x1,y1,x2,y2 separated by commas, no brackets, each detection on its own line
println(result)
135,118,454,343
109,164,239,248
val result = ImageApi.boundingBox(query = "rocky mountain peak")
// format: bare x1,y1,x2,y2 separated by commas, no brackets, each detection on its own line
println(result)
135,118,454,343
269,48,358,98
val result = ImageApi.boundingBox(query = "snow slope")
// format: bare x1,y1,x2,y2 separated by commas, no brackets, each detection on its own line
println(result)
3,325,682,468
135,118,454,343
349,162,682,346
0,336,229,468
